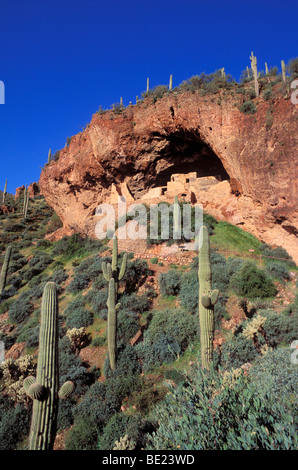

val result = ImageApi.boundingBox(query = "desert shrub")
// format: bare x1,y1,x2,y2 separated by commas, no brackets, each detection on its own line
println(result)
288,57,298,79
22,252,53,281
65,308,94,329
8,294,34,324
16,316,40,348
122,259,151,293
146,364,297,450
91,336,106,347
136,308,197,371
65,418,99,450
7,252,28,275
265,261,291,283
220,332,258,369
88,288,108,317
117,310,140,343
59,338,94,396
57,399,75,432
260,309,298,347
67,273,90,293
119,292,151,313
51,233,101,260
159,270,182,296
225,257,244,278
179,271,199,313
263,87,272,100
260,243,295,266
0,403,30,450
99,413,131,450
73,376,136,431
104,344,141,379
250,346,298,410
230,261,276,299
142,85,169,103
240,100,257,114
164,369,185,385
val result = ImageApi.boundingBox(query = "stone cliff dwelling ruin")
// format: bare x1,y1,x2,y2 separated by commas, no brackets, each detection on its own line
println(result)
109,130,231,204
110,171,227,205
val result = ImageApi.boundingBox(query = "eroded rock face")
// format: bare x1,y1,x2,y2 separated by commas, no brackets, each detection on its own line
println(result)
39,89,298,262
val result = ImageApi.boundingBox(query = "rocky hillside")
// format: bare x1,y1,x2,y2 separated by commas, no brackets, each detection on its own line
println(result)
39,78,298,262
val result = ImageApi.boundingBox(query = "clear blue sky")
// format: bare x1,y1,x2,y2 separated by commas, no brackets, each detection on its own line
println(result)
0,0,297,194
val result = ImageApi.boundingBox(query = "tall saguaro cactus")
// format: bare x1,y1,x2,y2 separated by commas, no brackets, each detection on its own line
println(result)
281,60,286,83
107,278,121,370
102,236,127,299
24,282,74,450
198,226,219,369
2,179,7,204
250,51,259,97
169,74,173,91
0,245,12,295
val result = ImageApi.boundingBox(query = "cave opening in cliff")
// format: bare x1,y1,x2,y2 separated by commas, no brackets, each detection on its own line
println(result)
150,130,230,189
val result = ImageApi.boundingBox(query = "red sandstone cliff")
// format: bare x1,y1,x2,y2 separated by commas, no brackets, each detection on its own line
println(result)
39,87,298,262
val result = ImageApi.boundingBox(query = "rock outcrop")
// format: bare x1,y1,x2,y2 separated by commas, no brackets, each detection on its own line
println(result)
39,87,298,262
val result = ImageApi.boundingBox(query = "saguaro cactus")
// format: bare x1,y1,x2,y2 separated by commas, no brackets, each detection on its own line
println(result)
47,148,52,164
24,190,30,219
250,51,259,97
198,225,219,369
24,282,74,450
281,60,286,83
2,179,7,204
0,245,12,295
107,278,121,370
147,77,149,93
169,74,173,91
102,236,127,299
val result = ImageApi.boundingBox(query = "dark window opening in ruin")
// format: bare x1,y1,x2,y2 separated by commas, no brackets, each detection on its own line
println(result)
186,178,190,183
151,130,230,189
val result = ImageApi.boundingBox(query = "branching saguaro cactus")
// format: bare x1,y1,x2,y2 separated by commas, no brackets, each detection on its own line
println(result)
198,225,219,370
107,278,121,370
24,282,74,450
0,245,12,295
102,236,127,299
250,51,259,97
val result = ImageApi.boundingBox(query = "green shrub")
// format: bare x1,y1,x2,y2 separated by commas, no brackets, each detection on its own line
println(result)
117,310,140,343
159,270,182,296
240,100,257,114
65,418,98,450
0,403,30,450
119,292,151,313
179,271,199,313
136,308,197,371
146,363,297,450
230,261,277,299
99,413,131,450
220,333,258,369
265,261,291,282
8,294,34,324
250,347,298,409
